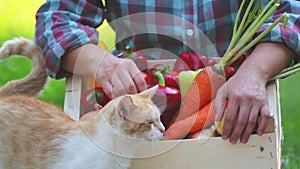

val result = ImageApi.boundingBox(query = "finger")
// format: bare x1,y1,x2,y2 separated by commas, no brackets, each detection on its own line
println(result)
100,80,113,99
257,103,270,136
228,102,251,144
222,99,239,140
111,76,127,98
240,105,260,143
119,72,138,94
214,85,227,121
132,71,147,92
129,68,147,93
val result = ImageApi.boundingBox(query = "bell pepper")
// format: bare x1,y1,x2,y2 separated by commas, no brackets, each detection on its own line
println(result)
145,64,164,85
81,87,111,112
173,52,216,72
140,71,148,79
153,71,181,127
117,45,148,71
224,66,235,80
178,65,235,98
231,53,246,69
146,64,179,89
178,69,202,98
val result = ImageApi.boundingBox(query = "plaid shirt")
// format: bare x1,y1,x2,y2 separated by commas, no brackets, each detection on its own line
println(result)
35,0,300,79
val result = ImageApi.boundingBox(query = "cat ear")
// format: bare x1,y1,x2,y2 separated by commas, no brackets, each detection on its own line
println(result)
139,85,158,98
117,95,135,118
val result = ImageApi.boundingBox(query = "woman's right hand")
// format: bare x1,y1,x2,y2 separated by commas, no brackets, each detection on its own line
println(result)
94,51,147,98
62,43,147,98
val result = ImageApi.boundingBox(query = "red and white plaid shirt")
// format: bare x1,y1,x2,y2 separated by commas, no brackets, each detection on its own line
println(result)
35,0,300,79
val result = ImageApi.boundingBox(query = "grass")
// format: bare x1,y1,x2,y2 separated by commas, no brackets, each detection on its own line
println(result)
280,73,300,169
0,55,66,107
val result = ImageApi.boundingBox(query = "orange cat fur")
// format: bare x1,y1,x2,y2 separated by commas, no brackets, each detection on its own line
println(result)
0,38,165,169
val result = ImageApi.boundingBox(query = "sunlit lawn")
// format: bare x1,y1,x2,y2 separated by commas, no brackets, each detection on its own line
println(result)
0,0,299,168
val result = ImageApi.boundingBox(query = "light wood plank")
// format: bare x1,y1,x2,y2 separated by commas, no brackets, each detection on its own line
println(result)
64,75,82,121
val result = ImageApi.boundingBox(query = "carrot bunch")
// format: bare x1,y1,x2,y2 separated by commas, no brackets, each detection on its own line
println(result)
164,0,289,140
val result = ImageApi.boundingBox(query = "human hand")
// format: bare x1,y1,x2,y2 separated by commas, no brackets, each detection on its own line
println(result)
214,42,295,144
95,53,147,98
62,43,147,99
214,69,270,144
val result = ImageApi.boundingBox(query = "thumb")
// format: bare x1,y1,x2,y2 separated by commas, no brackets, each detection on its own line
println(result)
214,86,227,121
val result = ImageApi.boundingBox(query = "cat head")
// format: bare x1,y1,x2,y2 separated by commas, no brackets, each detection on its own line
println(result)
111,85,165,140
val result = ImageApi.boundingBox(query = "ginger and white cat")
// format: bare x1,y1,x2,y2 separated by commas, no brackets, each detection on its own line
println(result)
0,38,165,169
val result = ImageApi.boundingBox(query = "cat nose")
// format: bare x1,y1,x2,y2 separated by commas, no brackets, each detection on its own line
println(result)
154,122,165,133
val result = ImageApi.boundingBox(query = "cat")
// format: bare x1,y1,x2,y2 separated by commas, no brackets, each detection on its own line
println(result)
0,37,165,169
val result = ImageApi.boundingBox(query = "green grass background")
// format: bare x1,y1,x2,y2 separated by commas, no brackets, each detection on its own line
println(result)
0,0,299,168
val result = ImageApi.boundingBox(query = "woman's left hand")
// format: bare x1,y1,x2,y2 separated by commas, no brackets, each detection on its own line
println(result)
215,67,270,144
215,42,295,144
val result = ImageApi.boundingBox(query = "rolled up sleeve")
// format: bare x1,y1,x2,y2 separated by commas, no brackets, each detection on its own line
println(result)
34,0,104,79
256,0,300,58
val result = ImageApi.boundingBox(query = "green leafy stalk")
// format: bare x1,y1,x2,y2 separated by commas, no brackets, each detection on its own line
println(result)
270,62,300,81
221,2,281,67
219,0,290,69
243,0,263,27
237,0,275,43
233,0,246,34
226,12,289,66
225,0,247,55
233,3,279,50
243,0,277,31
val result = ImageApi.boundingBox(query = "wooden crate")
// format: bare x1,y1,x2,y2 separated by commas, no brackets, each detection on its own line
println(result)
63,59,282,169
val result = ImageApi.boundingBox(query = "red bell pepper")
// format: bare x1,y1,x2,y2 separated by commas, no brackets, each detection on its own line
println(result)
231,53,246,69
146,64,179,89
140,71,148,79
145,64,164,85
224,66,236,80
153,71,181,127
81,87,111,112
117,45,148,71
173,52,216,72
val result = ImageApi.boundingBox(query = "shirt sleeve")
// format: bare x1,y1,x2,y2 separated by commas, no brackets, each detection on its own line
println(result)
256,0,300,58
34,0,105,79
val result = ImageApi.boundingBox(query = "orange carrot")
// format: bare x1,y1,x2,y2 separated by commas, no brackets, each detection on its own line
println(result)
186,130,202,139
164,100,228,140
164,100,216,140
172,66,225,122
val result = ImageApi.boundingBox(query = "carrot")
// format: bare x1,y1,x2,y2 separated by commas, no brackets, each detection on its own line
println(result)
186,128,216,140
170,66,225,122
164,100,216,140
186,130,202,139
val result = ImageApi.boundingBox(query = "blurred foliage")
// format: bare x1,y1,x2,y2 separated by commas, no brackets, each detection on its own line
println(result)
0,0,299,168
0,0,115,108
0,0,43,41
280,74,300,168
0,0,66,107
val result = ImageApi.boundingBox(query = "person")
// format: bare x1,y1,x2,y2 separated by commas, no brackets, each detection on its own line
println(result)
35,0,300,144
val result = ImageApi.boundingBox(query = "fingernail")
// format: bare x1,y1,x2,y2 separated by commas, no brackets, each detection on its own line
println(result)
229,138,237,144
240,138,247,144
257,129,262,136
257,131,263,136
222,135,228,140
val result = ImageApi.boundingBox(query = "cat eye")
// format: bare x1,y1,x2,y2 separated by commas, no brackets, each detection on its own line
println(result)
145,119,153,124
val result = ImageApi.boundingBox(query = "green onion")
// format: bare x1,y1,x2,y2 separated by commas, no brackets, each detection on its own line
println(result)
270,62,300,81
218,0,289,68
